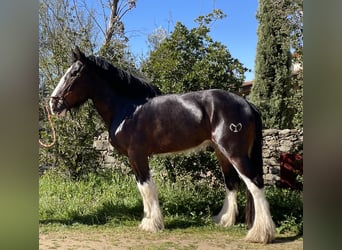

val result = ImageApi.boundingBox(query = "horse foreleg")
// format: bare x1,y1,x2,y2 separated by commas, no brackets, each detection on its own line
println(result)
129,154,164,232
137,176,164,232
213,188,238,227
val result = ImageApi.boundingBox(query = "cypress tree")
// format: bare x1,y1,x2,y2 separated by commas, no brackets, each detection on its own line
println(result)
249,0,293,129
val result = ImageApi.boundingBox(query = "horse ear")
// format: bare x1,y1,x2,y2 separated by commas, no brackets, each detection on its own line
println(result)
71,46,86,62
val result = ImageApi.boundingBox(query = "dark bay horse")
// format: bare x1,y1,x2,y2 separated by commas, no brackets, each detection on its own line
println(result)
49,46,275,243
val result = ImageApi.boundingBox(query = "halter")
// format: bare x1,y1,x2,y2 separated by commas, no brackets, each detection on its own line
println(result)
50,95,71,112
50,73,77,114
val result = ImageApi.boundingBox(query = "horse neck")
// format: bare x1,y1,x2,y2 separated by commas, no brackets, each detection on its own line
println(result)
90,78,144,130
89,83,116,128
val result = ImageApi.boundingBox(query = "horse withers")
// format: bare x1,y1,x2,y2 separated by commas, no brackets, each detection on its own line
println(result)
49,46,275,243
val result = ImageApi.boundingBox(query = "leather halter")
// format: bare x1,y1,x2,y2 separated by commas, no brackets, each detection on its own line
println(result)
50,95,71,112
50,70,79,113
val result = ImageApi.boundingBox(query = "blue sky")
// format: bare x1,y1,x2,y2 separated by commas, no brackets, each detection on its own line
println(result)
121,0,259,81
87,0,259,81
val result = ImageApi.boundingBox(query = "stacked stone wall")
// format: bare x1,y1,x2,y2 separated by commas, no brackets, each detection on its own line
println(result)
93,129,303,185
262,129,303,185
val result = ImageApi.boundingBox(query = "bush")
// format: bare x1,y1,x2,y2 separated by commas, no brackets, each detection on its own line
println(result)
149,151,222,184
39,102,104,179
266,186,303,234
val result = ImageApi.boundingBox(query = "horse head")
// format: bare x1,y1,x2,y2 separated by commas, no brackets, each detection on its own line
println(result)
49,46,91,116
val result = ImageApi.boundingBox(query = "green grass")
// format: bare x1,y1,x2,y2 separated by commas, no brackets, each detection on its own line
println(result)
40,171,303,249
39,169,142,225
39,169,223,226
39,168,302,235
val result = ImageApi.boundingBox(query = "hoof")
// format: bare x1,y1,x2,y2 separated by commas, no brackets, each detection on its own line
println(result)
139,217,164,232
212,214,235,227
245,221,276,244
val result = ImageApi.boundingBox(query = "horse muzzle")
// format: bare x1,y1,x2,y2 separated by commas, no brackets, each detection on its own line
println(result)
49,96,68,116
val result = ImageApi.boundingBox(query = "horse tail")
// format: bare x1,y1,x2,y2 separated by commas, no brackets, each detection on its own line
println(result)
245,101,264,228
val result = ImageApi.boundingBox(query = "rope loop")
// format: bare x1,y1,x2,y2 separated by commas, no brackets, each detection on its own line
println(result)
39,102,56,148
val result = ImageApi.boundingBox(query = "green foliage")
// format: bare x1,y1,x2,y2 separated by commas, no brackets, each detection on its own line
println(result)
288,0,303,129
39,0,105,178
291,70,303,128
39,0,138,179
249,0,296,129
149,151,221,184
266,186,303,234
288,0,303,52
142,10,247,94
98,40,138,74
39,102,104,179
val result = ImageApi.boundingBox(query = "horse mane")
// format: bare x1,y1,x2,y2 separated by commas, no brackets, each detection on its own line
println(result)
86,55,161,99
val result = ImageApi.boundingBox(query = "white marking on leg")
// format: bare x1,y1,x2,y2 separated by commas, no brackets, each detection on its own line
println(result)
137,176,164,232
213,188,238,226
233,165,275,243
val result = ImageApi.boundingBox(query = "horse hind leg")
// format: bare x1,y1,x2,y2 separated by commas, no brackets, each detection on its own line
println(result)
230,156,275,244
213,150,240,227
129,153,164,232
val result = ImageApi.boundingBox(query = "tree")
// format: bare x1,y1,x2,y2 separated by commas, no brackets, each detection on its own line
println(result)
147,26,168,51
39,0,102,178
288,0,303,128
142,9,247,94
39,0,136,178
249,0,293,129
96,0,138,72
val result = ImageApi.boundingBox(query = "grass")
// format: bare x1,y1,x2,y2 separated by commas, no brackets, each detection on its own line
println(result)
39,168,303,249
39,169,225,227
39,169,140,224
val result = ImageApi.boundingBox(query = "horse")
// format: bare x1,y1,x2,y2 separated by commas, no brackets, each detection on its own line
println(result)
49,46,275,243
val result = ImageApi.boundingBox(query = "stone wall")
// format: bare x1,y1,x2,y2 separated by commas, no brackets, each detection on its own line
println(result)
262,129,303,185
93,129,303,185
93,132,114,168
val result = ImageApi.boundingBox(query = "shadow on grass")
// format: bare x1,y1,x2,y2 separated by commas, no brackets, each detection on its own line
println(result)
39,201,142,226
40,201,211,230
165,216,209,230
273,233,303,244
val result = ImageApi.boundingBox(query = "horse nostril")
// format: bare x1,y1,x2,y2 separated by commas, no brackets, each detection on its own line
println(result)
49,97,66,115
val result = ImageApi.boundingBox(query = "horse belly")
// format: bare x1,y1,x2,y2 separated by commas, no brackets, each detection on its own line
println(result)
148,114,211,155
154,139,213,156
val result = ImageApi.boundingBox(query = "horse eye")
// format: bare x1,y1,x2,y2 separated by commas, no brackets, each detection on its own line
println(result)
71,63,82,77
71,70,78,77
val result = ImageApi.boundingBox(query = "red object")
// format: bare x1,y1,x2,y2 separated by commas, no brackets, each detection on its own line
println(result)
279,153,303,190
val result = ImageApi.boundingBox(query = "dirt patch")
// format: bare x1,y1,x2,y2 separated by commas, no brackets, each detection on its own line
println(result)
39,227,303,249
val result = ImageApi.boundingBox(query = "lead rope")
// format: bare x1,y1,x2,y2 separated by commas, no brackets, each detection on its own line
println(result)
39,102,56,147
